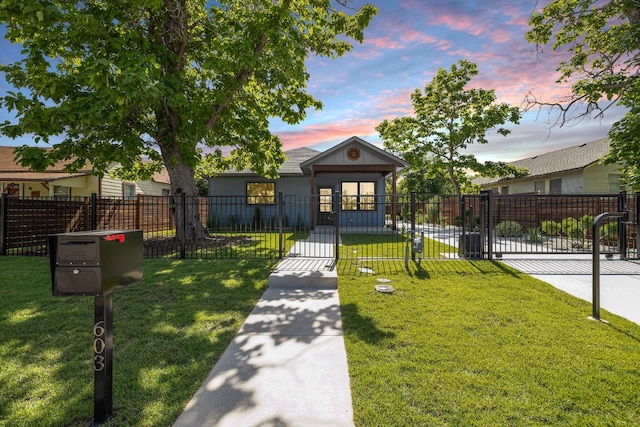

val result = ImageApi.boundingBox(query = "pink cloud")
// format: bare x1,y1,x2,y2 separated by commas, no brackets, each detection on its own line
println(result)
275,119,381,150
366,35,403,50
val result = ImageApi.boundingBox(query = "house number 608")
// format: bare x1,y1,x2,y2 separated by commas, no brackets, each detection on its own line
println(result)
93,321,106,372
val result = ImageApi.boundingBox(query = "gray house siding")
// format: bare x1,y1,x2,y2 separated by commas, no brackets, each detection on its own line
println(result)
207,137,407,229
314,172,386,228
208,176,311,228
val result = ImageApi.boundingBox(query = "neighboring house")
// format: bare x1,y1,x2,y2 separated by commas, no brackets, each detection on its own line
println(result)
475,138,625,195
0,146,171,198
208,136,408,228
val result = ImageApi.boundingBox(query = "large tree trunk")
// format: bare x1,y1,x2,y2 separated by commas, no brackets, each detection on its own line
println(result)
160,145,208,243
448,165,461,196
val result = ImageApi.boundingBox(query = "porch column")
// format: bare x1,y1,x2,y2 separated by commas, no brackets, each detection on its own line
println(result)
310,168,315,229
391,169,397,231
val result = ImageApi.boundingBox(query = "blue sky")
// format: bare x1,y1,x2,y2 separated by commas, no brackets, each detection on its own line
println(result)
0,0,624,163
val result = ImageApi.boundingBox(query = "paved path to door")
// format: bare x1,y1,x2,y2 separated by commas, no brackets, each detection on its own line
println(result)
173,228,352,427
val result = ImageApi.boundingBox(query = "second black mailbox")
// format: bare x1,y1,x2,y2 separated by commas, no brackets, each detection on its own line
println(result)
49,230,143,296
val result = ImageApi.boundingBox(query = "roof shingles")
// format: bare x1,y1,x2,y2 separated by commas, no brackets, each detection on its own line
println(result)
478,138,611,185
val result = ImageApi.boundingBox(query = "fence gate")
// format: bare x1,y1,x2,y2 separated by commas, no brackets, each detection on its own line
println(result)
485,191,639,260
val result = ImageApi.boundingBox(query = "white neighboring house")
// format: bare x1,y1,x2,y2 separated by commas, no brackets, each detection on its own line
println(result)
0,146,171,198
475,138,625,195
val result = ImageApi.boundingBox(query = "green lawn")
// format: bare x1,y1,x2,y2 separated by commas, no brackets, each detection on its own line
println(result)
338,260,640,426
0,257,275,427
4,255,640,426
340,233,456,260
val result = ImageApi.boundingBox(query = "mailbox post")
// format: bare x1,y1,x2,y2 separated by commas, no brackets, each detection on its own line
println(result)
48,230,143,425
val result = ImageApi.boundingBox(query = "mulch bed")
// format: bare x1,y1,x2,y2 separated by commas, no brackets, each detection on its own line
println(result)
143,235,252,257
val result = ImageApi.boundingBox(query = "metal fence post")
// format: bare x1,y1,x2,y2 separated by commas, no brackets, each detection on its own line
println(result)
636,192,640,259
278,192,284,259
334,190,340,261
486,190,494,260
180,193,186,259
459,195,466,258
91,193,98,230
410,191,416,261
618,190,627,259
479,191,487,260
0,193,7,256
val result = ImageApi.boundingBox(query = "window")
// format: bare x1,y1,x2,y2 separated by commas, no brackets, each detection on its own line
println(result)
500,185,509,195
53,185,70,199
123,183,136,200
162,189,170,196
319,188,333,213
549,179,562,195
608,174,623,193
534,180,545,195
246,182,275,205
341,181,376,211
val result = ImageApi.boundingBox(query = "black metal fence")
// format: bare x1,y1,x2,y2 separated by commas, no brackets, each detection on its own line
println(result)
1,191,638,260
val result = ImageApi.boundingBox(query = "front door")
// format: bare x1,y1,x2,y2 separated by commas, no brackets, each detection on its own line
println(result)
318,187,334,226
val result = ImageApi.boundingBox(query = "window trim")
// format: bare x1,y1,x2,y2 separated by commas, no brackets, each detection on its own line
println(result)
246,181,276,205
123,182,137,200
341,181,376,211
549,178,562,195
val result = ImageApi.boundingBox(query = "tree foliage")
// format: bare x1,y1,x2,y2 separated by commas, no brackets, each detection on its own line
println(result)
0,0,377,239
526,0,640,187
376,60,522,195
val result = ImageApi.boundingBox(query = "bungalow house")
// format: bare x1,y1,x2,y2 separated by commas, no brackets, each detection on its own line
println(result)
208,136,408,229
475,138,625,195
0,146,171,198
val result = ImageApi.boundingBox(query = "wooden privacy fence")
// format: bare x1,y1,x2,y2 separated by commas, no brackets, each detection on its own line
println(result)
439,193,633,229
0,194,209,255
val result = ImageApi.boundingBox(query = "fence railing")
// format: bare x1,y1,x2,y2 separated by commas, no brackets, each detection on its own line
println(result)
1,192,638,260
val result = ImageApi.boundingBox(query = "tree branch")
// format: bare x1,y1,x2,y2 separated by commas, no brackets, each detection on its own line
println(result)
205,0,292,131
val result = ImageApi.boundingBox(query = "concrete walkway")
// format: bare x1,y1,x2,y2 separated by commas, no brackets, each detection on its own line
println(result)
173,229,352,427
501,254,640,325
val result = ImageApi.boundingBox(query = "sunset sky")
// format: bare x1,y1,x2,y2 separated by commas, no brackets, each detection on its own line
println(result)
0,0,625,164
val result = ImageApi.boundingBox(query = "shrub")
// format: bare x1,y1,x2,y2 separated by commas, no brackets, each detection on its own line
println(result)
527,227,544,243
561,217,581,239
580,214,594,235
541,220,560,236
495,220,523,237
600,221,619,241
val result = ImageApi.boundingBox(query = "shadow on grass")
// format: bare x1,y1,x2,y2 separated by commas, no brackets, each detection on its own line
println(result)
0,257,276,427
340,302,396,344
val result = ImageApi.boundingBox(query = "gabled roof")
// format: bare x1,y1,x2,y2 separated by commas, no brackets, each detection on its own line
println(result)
215,136,407,177
477,138,611,185
300,136,408,170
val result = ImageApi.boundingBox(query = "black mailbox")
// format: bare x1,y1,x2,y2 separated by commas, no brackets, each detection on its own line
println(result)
49,230,143,296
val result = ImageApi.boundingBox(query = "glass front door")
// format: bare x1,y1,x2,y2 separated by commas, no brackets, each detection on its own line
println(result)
318,187,334,226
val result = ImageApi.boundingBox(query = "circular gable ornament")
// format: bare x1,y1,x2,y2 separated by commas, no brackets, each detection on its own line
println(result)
347,147,360,161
